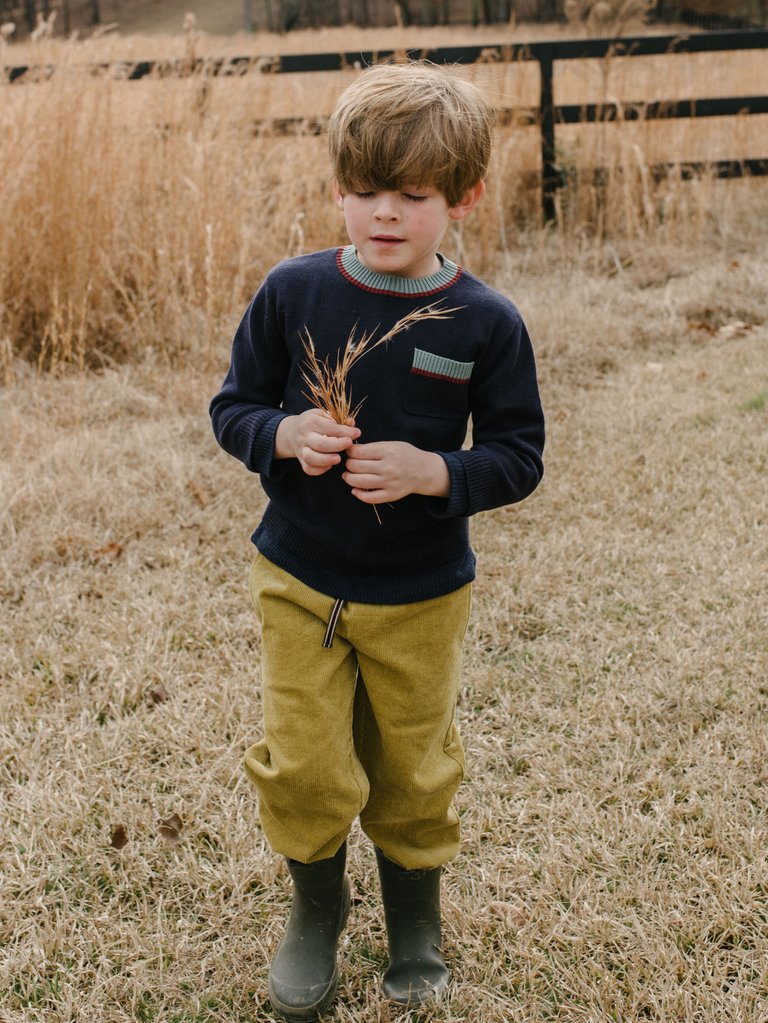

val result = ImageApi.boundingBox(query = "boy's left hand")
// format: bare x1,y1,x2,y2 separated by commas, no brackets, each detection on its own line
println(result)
342,442,450,504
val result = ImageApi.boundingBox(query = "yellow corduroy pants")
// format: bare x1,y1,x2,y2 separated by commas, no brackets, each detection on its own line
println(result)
245,553,472,869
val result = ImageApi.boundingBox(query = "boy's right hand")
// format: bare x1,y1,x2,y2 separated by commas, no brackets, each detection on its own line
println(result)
274,410,360,476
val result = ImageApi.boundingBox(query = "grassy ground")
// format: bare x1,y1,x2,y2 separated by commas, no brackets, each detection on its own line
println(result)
2,207,767,1020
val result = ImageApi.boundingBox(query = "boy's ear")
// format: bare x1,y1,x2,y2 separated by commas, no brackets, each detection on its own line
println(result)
448,180,485,221
331,180,345,209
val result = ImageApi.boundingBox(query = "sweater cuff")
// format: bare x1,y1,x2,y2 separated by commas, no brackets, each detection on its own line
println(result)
425,452,468,519
240,410,290,477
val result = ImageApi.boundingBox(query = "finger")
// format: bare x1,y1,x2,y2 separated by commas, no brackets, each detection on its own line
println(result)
310,432,356,453
346,441,383,458
331,418,361,438
343,472,382,489
302,446,341,468
308,413,360,439
350,487,387,504
343,457,381,473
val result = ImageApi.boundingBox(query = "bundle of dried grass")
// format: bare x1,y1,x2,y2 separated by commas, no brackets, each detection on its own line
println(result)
299,301,460,424
299,301,461,523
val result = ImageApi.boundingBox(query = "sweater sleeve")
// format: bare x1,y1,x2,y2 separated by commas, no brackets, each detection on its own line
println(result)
430,313,544,519
209,281,291,477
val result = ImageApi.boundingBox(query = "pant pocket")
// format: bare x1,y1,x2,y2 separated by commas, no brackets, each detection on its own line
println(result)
442,720,466,782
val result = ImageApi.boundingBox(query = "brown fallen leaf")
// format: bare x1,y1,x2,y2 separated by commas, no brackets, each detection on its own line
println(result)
688,320,717,335
158,813,183,842
93,541,123,564
110,824,129,850
487,900,530,928
144,683,170,707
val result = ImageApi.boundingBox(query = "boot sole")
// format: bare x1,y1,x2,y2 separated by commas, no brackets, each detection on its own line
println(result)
269,878,352,1022
269,966,339,1022
384,975,449,1008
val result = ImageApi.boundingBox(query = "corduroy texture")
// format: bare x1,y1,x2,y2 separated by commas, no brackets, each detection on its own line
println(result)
245,554,472,869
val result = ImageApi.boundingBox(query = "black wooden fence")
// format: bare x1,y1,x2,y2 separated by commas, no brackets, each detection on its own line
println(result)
4,27,767,219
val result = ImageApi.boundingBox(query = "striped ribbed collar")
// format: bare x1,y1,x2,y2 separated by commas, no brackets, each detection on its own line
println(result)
337,245,462,297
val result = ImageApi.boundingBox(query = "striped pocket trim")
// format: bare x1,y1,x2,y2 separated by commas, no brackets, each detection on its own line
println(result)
411,348,474,384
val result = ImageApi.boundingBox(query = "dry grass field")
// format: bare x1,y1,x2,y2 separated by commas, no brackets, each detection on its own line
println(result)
2,18,768,1023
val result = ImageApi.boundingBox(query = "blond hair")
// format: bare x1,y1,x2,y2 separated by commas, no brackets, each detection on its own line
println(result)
328,61,494,207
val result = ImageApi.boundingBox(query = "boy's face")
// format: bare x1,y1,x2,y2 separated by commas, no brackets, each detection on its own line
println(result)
332,181,483,279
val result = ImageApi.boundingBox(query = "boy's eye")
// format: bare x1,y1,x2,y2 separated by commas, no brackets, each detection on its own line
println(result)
402,193,428,202
354,191,375,199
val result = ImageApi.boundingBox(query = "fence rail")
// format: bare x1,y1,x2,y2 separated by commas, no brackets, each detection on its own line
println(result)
4,28,767,219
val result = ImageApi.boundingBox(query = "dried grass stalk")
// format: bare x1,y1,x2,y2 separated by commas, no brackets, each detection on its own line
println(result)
299,301,461,424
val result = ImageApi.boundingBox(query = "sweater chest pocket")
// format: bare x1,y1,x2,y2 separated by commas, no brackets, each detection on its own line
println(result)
404,349,473,421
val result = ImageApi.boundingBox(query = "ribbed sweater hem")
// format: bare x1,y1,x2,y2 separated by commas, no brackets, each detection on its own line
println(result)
252,515,476,604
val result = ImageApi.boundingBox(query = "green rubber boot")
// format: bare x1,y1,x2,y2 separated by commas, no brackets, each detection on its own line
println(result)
375,848,450,1006
268,843,351,1022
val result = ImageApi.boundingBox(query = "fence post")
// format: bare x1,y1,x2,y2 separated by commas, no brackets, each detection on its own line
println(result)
537,43,558,222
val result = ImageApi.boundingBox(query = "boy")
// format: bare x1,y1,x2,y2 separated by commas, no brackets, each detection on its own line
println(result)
210,61,544,1021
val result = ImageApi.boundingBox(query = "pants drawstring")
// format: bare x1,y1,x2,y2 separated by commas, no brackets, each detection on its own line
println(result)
323,598,345,648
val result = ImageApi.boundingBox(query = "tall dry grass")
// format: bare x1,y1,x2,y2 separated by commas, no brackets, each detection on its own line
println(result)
0,24,765,374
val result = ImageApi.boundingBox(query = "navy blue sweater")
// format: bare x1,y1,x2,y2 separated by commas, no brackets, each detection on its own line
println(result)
210,246,544,604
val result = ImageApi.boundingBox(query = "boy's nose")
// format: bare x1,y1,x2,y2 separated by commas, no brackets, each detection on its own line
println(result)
373,193,400,220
